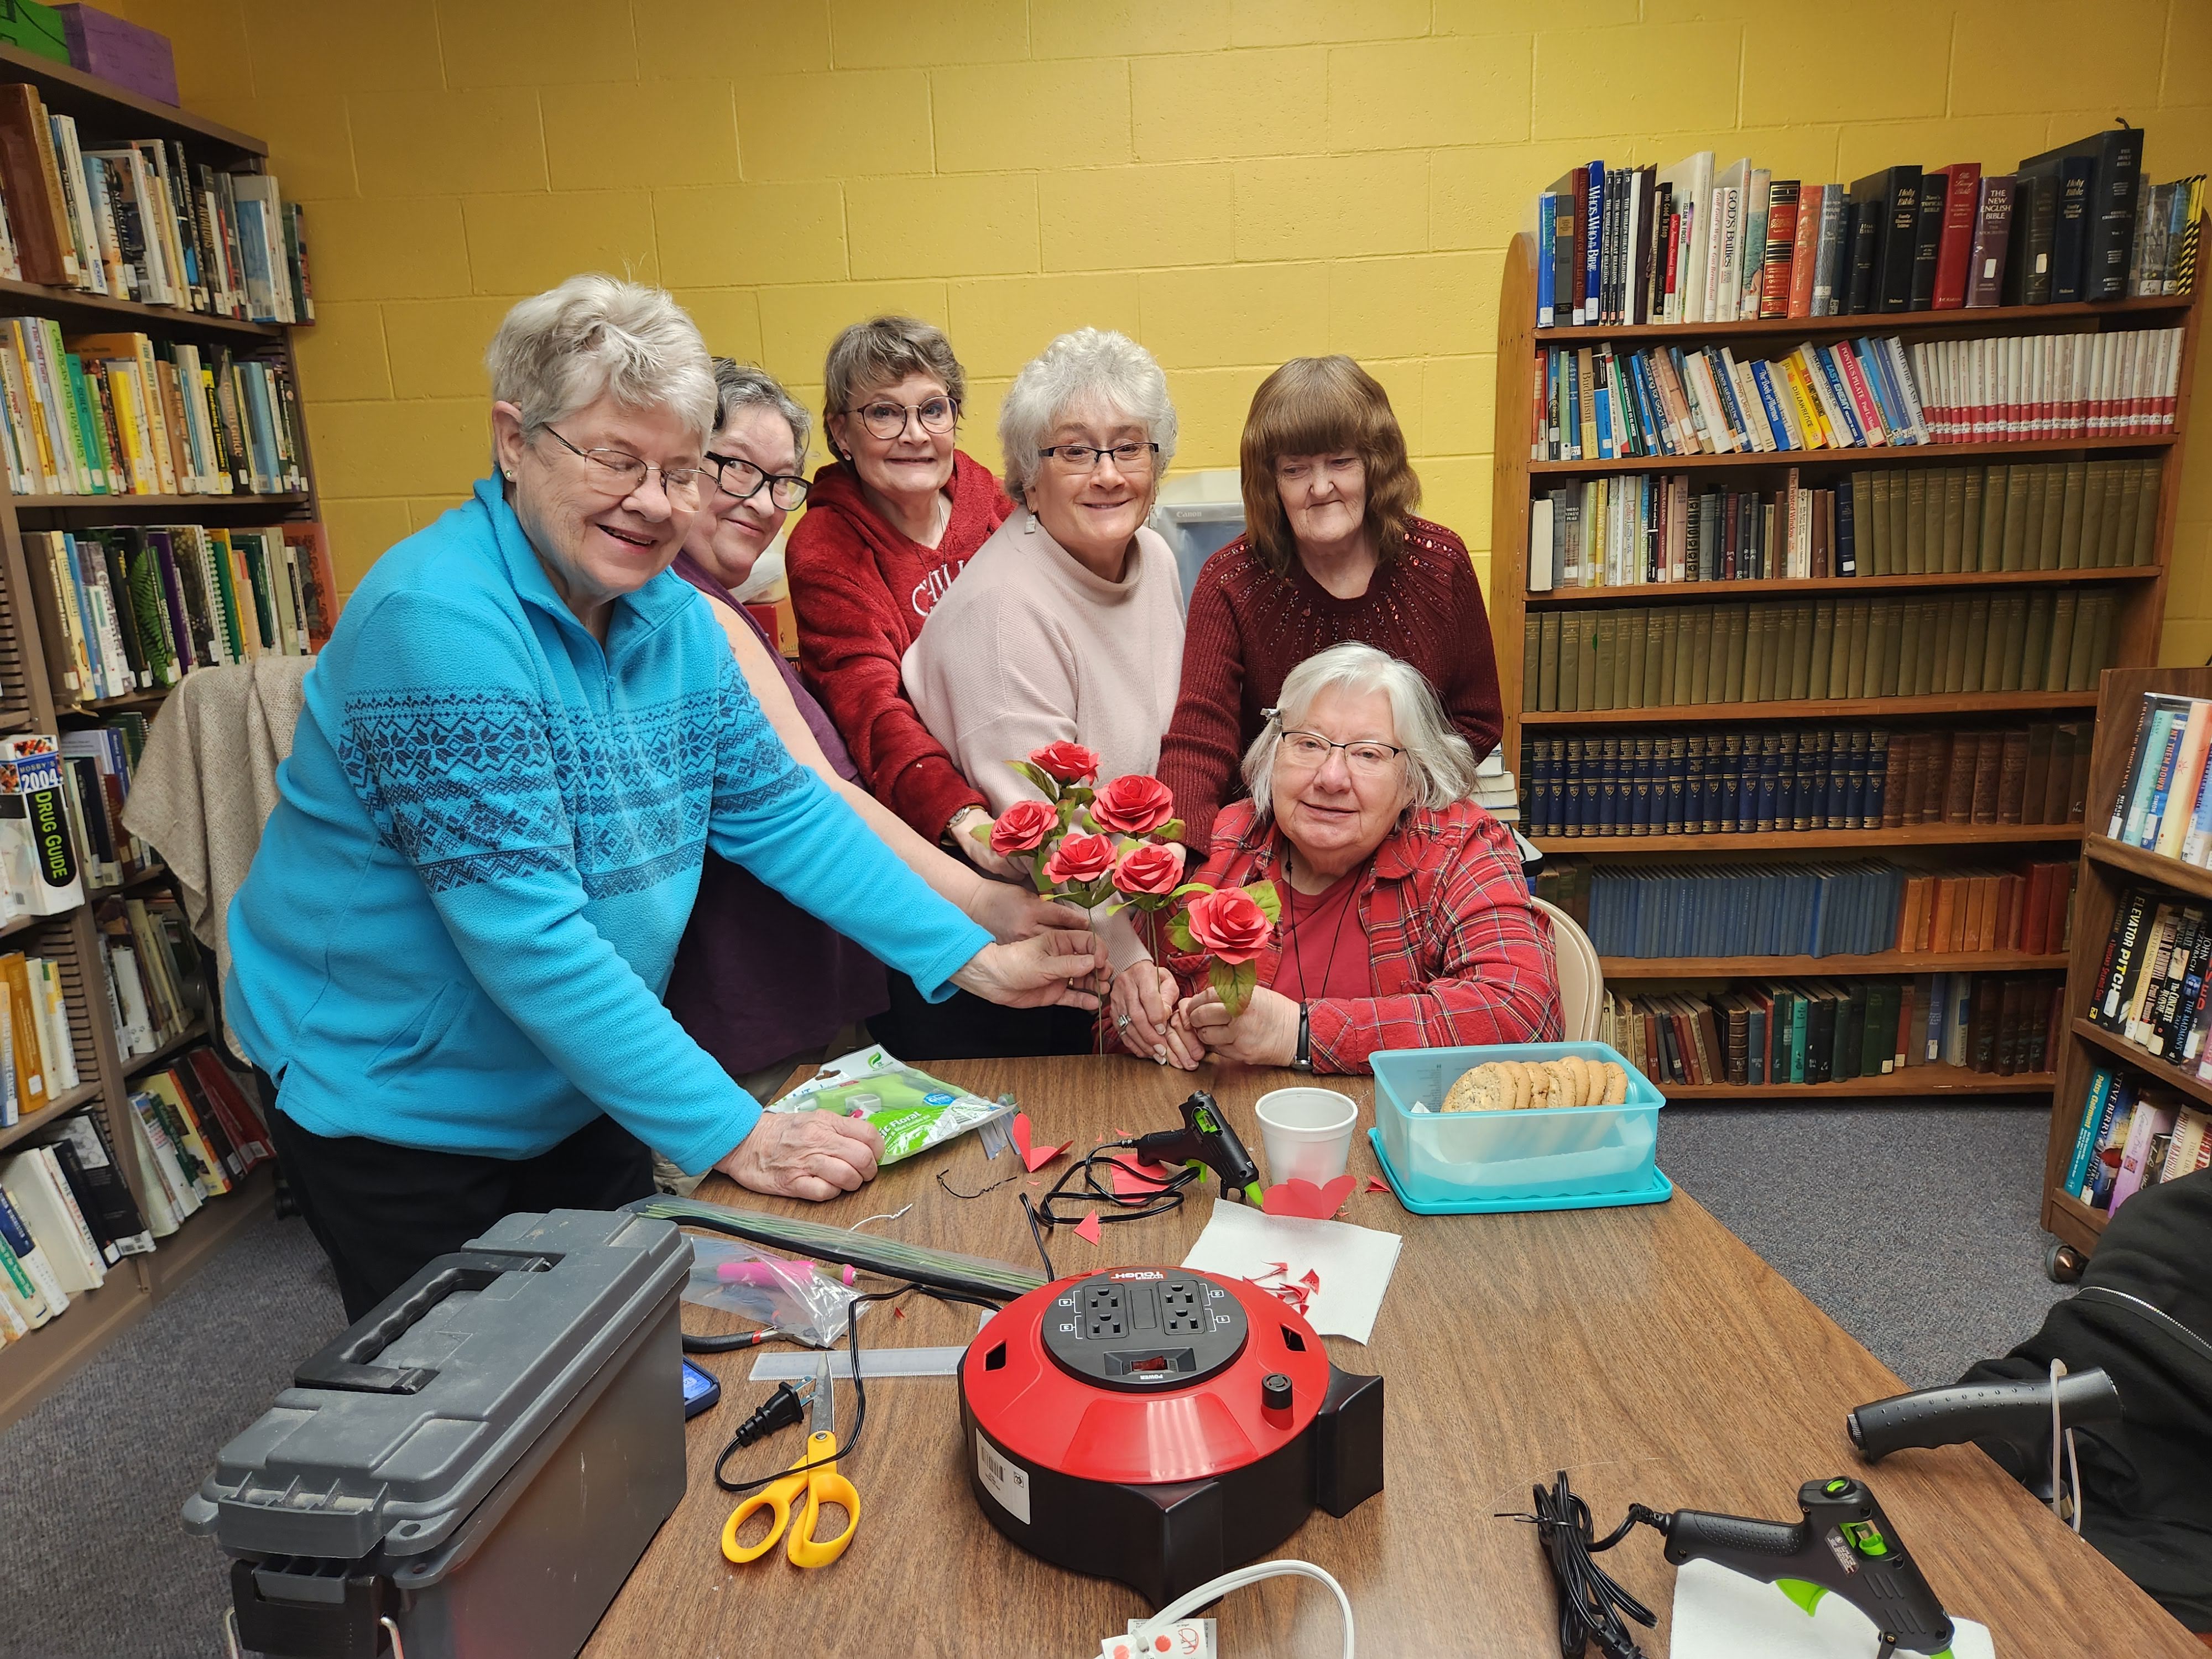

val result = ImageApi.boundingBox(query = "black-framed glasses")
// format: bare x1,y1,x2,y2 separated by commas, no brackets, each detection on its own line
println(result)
706,451,810,512
1036,441,1160,476
1264,708,1406,776
847,395,958,439
540,425,704,504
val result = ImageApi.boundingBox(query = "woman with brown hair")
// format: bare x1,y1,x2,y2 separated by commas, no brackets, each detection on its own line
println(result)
1156,355,1503,852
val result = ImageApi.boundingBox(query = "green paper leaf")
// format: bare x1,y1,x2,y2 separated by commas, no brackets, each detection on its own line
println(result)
1241,880,1282,926
1156,817,1185,843
968,820,992,843
1168,881,1214,902
1009,759,1058,799
1167,914,1195,952
1211,958,1256,1018
1030,856,1057,897
1063,785,1094,806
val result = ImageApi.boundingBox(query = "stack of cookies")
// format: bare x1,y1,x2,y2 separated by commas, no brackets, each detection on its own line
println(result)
1439,1055,1627,1113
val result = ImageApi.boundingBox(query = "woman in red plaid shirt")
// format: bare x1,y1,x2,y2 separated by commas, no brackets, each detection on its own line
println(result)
1115,642,1561,1074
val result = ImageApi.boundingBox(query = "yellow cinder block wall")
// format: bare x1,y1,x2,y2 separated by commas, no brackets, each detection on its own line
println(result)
114,0,2212,660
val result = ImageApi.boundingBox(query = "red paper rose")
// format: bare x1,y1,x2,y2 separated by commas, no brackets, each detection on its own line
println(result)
1112,839,1186,896
1182,886,1274,965
1044,831,1117,886
1028,741,1101,785
1091,774,1176,835
989,800,1056,856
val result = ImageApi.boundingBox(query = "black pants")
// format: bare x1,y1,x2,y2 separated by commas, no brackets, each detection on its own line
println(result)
269,1108,656,1322
865,971,1097,1061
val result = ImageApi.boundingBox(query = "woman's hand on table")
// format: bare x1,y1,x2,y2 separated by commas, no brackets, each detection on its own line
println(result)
946,806,1026,880
1175,984,1301,1068
951,928,1108,1009
717,1109,884,1202
1112,963,1202,1069
967,876,1088,943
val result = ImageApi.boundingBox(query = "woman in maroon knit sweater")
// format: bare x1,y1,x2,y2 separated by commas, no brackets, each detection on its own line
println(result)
1157,356,1503,851
785,315,1016,860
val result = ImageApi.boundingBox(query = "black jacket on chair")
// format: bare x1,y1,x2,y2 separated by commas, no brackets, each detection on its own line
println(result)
1962,1168,2212,1630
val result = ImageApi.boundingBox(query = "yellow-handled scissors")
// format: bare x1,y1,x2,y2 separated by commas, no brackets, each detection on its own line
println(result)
721,1355,860,1569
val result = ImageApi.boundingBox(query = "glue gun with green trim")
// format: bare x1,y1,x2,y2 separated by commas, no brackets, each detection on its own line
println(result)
1132,1092,1266,1206
1659,1477,1957,1659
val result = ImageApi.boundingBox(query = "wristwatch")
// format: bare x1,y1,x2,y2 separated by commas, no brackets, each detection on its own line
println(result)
942,806,984,853
1292,1003,1313,1072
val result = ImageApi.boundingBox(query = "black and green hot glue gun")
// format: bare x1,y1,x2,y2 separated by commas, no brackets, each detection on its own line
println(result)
1132,1091,1266,1206
1661,1477,1957,1659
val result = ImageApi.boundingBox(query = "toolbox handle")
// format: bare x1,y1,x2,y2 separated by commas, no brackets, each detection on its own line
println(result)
294,1250,559,1395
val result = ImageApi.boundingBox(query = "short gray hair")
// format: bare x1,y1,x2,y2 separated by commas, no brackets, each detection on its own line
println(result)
997,327,1177,506
713,358,811,469
1243,643,1477,824
486,274,716,444
823,316,967,452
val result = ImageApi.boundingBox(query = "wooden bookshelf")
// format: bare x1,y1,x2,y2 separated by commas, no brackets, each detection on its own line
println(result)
2042,666,2212,1265
1493,223,2202,1107
0,59,316,1433
1664,1067,2053,1100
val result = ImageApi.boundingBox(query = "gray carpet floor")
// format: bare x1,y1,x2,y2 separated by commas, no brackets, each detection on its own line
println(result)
0,1104,2066,1659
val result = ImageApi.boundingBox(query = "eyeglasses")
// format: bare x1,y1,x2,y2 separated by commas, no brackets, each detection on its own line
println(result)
1036,441,1160,476
540,425,703,506
1276,454,1363,487
847,396,958,440
707,452,810,512
1267,714,1406,777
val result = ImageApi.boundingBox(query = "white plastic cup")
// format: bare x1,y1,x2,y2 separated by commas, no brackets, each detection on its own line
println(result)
1254,1088,1360,1187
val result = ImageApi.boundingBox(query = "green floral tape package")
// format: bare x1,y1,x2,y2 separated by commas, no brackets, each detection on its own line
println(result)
769,1044,1015,1165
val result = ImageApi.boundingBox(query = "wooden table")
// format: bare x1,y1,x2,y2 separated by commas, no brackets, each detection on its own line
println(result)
587,1057,2201,1658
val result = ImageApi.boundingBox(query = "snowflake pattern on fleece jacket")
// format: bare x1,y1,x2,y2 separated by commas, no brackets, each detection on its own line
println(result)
226,476,988,1175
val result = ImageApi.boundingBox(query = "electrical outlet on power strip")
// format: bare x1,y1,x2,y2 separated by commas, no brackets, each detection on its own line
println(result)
1095,1616,1216,1659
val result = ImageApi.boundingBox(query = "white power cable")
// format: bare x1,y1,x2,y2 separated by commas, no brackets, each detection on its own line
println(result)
2049,1358,2084,1536
1121,1559,1354,1659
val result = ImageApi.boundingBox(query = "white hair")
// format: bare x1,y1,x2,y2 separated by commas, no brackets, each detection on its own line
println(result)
997,327,1177,505
1242,643,1478,824
485,274,716,445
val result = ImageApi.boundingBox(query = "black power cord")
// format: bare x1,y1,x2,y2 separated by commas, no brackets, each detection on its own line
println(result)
1034,1141,1199,1230
709,1280,1005,1494
1499,1472,1671,1659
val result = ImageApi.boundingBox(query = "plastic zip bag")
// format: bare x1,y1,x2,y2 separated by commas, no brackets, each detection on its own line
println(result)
681,1236,865,1350
769,1044,1015,1165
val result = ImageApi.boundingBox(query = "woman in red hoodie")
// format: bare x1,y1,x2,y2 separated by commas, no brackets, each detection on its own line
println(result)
786,316,1015,863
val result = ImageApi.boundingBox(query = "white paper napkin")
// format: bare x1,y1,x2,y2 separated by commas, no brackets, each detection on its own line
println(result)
1180,1202,1402,1343
1672,1557,1994,1659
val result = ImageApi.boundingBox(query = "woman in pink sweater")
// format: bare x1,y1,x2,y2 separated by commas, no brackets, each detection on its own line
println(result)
901,328,1186,1057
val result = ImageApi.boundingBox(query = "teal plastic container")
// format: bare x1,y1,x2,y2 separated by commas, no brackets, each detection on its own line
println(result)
1369,1041,1670,1212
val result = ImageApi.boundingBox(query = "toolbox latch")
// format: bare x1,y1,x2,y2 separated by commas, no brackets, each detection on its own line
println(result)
232,1557,394,1658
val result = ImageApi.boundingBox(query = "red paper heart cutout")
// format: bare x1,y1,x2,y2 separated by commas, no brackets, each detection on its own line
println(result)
1010,1111,1071,1173
1260,1175,1355,1219
1364,1176,1391,1194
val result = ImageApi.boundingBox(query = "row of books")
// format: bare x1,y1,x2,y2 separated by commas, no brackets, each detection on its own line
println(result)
97,893,203,1061
2105,694,2212,868
1908,328,2180,444
2087,888,2212,1074
1521,591,2117,715
1528,457,2158,591
1533,132,2197,329
0,82,312,322
126,1049,273,1235
0,948,81,1126
1529,327,2178,463
61,719,153,894
1519,722,2091,841
1531,336,1926,462
1600,973,2062,1089
1547,855,2065,963
0,321,307,497
2063,1065,2209,1214
0,1045,273,1343
23,522,330,705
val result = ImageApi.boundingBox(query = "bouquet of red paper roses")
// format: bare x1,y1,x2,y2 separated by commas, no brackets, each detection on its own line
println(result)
974,742,1191,918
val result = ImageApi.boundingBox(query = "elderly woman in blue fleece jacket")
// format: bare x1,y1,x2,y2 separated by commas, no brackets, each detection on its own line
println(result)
227,275,1105,1319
